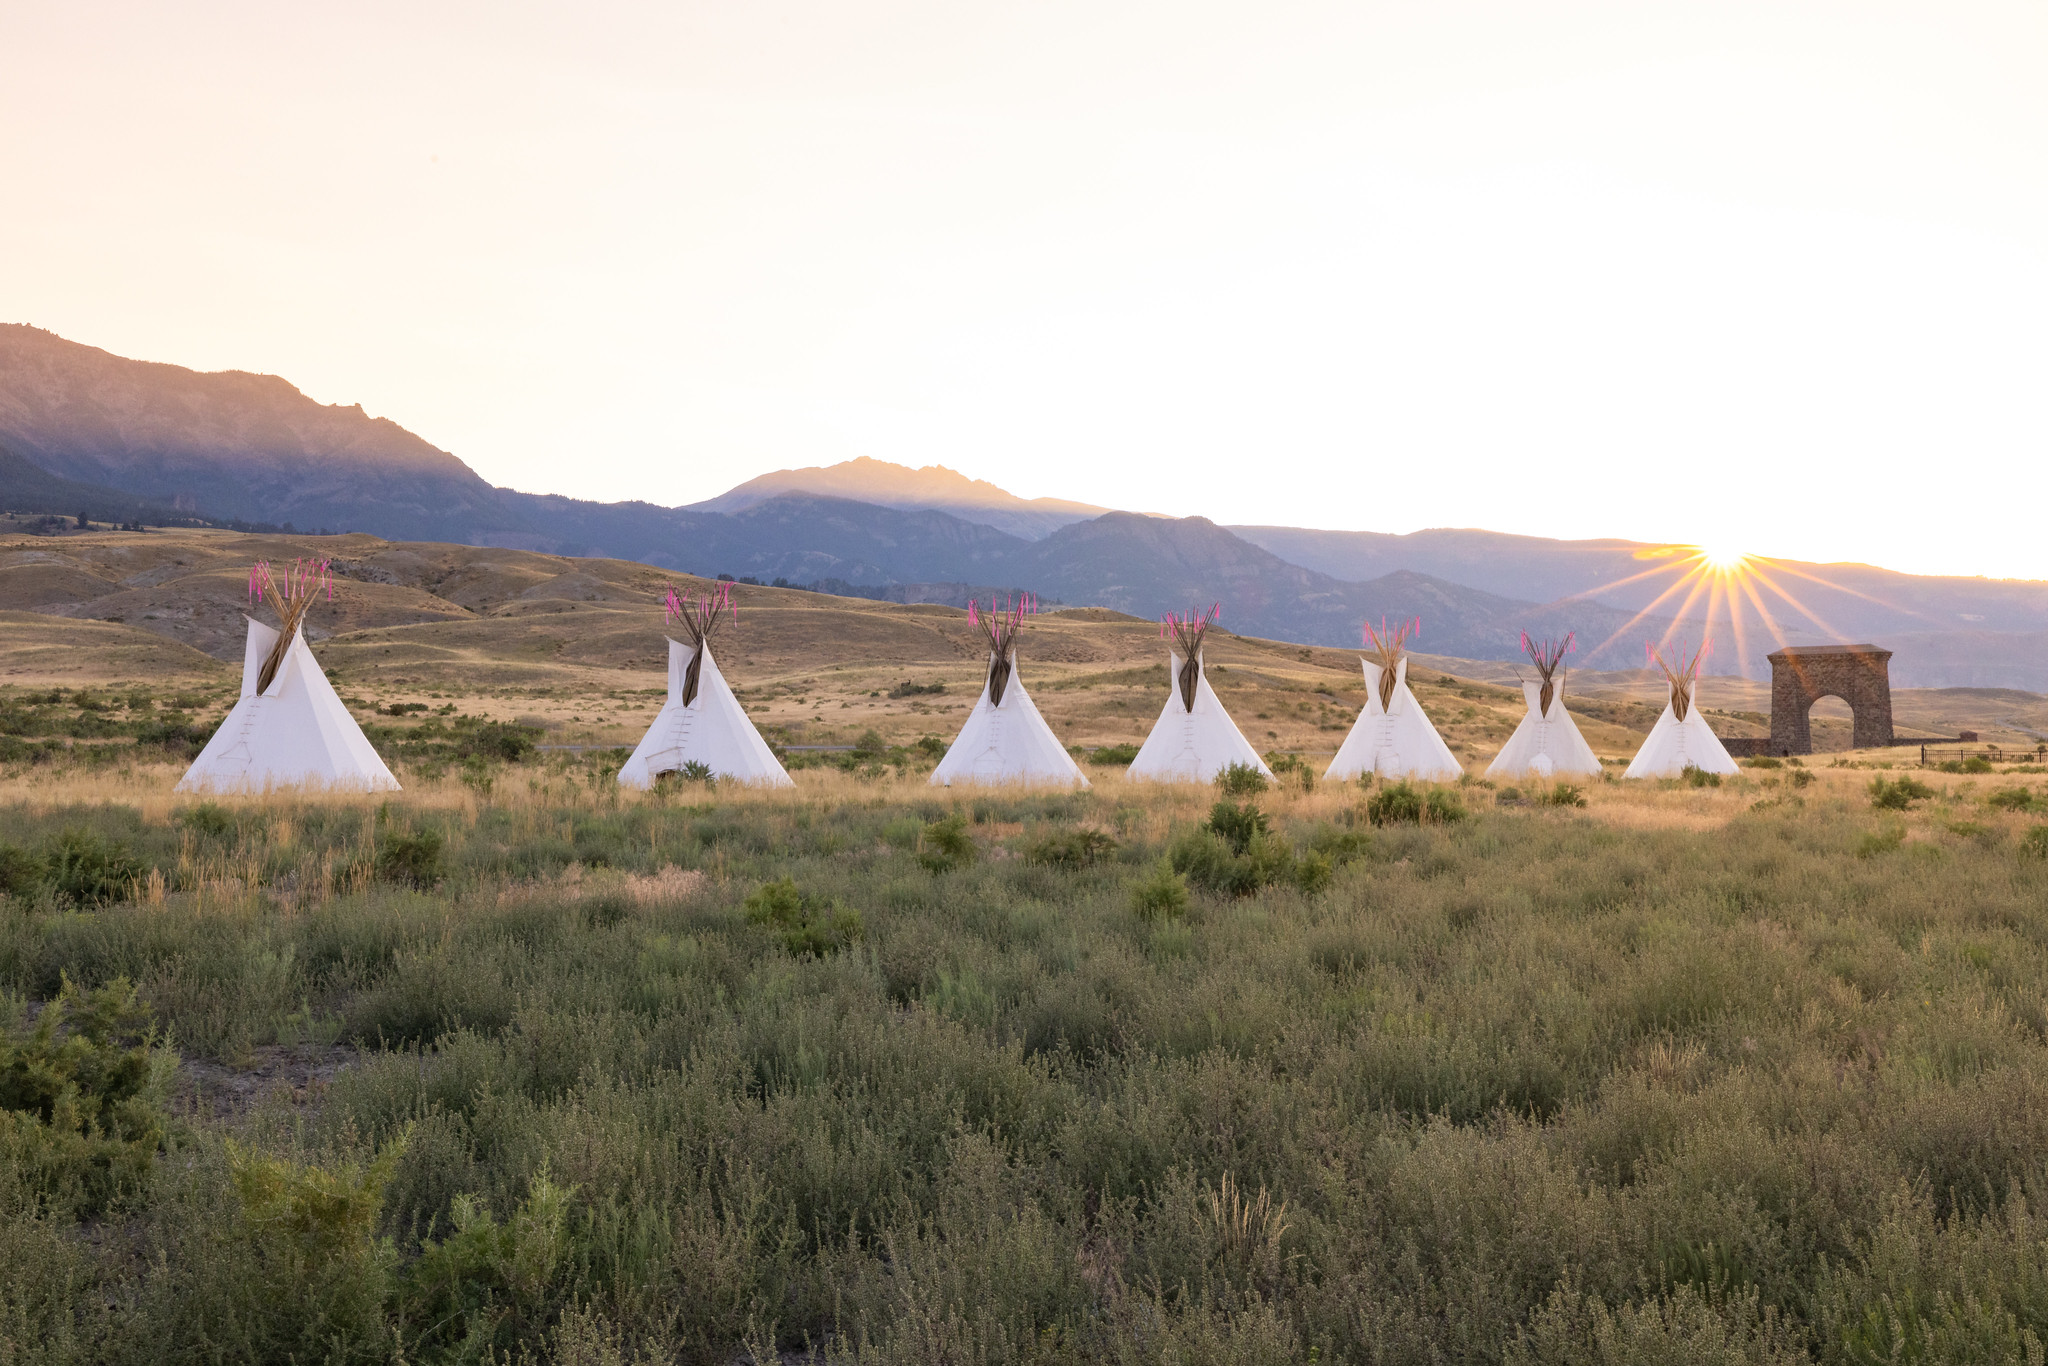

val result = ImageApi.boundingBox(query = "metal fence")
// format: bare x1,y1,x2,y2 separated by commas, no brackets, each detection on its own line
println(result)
1920,745,2048,767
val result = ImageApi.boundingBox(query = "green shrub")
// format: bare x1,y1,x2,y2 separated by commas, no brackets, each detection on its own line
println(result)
1869,776,1935,810
227,1136,406,1355
0,842,45,898
1216,762,1269,797
1129,861,1190,921
456,720,541,763
1987,786,2037,812
917,812,978,873
1026,827,1120,869
1369,781,1467,825
1961,755,1995,774
1748,756,1783,769
1682,765,1722,788
1856,825,1907,857
888,680,946,698
1367,781,1425,825
743,876,864,956
1169,802,1330,897
2022,826,2048,860
376,828,446,888
0,976,168,1213
1265,753,1316,792
42,829,144,904
1533,781,1587,809
396,1170,574,1361
1088,743,1139,766
175,801,237,839
1425,787,1470,823
1206,799,1269,855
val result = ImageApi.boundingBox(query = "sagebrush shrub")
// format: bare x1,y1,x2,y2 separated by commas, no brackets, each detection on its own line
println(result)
1027,827,1120,869
1367,781,1424,825
1869,776,1935,810
917,812,977,873
1265,754,1315,793
743,876,863,956
174,801,237,839
2022,826,2048,859
1682,766,1722,789
1129,861,1190,921
376,828,446,888
0,976,167,1213
1216,762,1269,797
1206,800,1269,855
38,829,144,905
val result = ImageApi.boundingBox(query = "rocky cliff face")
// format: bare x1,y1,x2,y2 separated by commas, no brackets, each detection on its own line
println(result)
0,325,530,542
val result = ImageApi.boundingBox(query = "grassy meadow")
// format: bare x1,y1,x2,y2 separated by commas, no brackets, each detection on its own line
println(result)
6,734,2048,1364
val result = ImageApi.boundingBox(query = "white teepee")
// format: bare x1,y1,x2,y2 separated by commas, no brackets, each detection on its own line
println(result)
1487,632,1602,780
179,561,399,793
1324,619,1463,782
619,583,793,789
930,595,1089,788
1623,642,1740,779
1127,607,1269,783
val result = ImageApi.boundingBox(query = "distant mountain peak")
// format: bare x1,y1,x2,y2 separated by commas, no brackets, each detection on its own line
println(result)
691,457,1108,540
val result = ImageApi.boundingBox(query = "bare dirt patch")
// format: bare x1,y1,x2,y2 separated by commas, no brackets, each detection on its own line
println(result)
172,1043,362,1125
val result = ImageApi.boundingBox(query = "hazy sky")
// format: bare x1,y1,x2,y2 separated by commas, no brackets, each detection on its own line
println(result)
4,2,2044,578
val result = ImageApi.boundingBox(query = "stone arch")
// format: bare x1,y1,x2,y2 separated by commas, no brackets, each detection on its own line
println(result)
1767,645,1894,754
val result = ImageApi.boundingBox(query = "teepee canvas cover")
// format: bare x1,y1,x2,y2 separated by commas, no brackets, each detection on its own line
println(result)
619,583,793,789
178,560,399,793
1324,618,1463,782
1623,642,1740,779
1487,633,1602,779
1127,606,1269,783
931,595,1089,788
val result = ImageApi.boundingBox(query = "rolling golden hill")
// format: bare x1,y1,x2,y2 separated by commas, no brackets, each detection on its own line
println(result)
2,526,2038,760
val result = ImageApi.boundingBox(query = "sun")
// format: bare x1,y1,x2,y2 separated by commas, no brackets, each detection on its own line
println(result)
1698,545,1749,573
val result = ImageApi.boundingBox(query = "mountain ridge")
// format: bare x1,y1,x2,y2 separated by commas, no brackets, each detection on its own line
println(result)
4,324,2047,686
691,456,1106,540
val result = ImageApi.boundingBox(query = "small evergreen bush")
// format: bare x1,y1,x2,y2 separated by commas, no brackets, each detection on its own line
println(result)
1216,762,1269,797
917,812,978,873
175,801,237,839
743,876,864,956
1026,827,1120,869
1206,799,1269,855
1869,776,1935,810
0,976,168,1213
42,829,144,904
1265,753,1316,792
1129,861,1191,921
1366,781,1467,825
376,828,446,888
